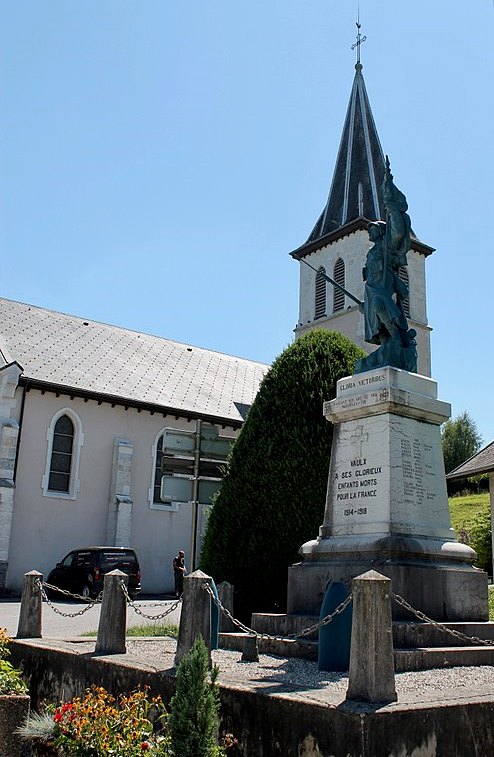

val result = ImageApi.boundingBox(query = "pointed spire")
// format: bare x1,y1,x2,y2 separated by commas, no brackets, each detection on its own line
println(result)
306,62,386,243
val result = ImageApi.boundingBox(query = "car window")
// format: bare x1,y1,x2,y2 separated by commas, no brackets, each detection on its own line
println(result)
101,551,137,569
73,551,92,568
61,552,76,568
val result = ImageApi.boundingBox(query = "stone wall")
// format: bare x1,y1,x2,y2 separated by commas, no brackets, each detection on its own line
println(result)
11,638,494,757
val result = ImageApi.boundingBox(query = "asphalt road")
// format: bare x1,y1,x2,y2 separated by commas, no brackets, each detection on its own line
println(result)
0,596,182,639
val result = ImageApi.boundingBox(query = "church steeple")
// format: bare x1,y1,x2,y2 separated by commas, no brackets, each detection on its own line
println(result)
307,61,386,243
291,38,434,378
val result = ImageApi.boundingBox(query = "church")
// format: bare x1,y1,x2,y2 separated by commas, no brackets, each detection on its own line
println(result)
0,58,434,595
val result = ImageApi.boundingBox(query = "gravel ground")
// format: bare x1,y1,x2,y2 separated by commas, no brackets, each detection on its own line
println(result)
124,638,494,704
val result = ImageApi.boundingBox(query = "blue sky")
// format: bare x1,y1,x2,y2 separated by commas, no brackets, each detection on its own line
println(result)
1,2,493,441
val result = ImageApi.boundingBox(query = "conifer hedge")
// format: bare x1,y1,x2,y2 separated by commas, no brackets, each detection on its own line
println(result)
201,329,364,619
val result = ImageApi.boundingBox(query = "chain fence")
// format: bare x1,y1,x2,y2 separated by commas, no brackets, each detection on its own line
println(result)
204,582,353,641
38,580,102,618
391,592,494,647
119,580,182,621
36,577,494,649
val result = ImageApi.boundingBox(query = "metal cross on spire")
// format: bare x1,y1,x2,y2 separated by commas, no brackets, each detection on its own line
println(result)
351,11,367,65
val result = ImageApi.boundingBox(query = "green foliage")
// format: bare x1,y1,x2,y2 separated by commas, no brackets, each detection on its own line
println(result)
449,493,489,536
449,493,492,575
201,329,364,617
0,627,28,695
169,637,224,757
489,586,494,621
468,510,492,573
442,411,482,474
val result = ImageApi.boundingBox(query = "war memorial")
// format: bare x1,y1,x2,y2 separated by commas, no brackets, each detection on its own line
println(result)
285,158,488,625
7,29,494,757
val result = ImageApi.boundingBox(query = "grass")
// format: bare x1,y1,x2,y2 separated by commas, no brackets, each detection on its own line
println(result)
83,623,179,638
489,586,494,621
449,492,489,535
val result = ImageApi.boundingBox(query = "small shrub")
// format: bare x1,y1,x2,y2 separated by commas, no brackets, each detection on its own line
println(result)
52,686,168,756
0,627,28,695
169,637,224,757
469,510,492,574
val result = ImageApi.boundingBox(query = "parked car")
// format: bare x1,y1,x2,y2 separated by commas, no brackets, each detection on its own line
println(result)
46,547,141,600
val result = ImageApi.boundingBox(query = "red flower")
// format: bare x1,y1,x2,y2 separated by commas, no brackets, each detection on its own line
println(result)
53,712,63,723
141,743,150,751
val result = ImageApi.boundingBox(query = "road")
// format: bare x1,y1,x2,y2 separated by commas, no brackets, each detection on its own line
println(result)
0,596,182,639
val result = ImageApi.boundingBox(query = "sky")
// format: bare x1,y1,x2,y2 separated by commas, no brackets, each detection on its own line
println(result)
1,2,493,441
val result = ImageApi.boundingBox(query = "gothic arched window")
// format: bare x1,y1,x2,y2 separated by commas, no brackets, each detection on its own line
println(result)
48,415,74,492
333,258,345,313
153,433,165,504
398,266,410,318
43,408,83,499
315,267,326,319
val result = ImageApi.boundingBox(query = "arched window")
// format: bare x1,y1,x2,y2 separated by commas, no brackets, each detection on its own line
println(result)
314,267,326,319
153,433,165,504
333,258,345,312
42,408,83,499
398,266,411,318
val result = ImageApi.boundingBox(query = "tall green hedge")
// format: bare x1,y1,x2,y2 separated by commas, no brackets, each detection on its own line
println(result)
201,329,364,619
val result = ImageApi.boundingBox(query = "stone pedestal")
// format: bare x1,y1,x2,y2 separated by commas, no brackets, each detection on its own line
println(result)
287,367,488,621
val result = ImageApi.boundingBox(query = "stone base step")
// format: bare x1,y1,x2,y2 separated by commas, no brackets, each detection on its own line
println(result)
251,614,494,649
219,632,318,661
395,646,494,672
251,612,319,640
220,633,494,672
393,621,494,648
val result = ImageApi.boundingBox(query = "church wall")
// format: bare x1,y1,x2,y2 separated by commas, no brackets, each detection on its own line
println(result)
7,387,238,595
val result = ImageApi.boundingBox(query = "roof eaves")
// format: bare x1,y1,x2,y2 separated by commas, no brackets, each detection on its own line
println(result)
19,376,244,429
290,217,435,260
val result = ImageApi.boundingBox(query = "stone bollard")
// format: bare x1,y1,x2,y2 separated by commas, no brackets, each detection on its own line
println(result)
17,571,43,639
346,570,397,703
175,570,214,668
218,581,236,633
95,569,128,655
241,635,259,662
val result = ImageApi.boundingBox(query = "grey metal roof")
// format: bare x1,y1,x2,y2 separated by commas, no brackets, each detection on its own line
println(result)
0,297,268,424
446,441,494,480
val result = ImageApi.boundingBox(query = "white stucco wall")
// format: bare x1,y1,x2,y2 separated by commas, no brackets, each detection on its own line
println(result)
7,387,237,594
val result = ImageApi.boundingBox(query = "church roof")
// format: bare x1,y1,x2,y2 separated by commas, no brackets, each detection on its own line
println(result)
446,441,494,480
0,297,268,425
290,63,434,260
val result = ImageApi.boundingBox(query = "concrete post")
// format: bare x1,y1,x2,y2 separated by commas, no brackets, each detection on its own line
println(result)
242,635,259,662
175,569,213,668
17,570,43,639
95,569,128,655
346,570,397,703
218,581,236,633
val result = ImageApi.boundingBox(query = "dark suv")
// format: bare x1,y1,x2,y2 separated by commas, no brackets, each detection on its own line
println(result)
47,547,141,599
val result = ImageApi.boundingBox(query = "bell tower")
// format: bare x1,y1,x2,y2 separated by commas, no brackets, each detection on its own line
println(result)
291,57,433,377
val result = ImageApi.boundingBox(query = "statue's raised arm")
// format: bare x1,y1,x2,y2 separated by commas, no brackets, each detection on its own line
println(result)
355,156,417,375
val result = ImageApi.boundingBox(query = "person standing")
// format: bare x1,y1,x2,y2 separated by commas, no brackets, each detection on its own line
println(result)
172,550,186,597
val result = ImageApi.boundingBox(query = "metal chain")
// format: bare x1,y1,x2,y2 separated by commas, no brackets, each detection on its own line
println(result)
204,583,352,641
119,580,182,621
38,580,102,617
392,592,494,647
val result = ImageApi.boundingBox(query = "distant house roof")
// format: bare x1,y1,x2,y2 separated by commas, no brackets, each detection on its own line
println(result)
0,297,268,425
446,441,494,481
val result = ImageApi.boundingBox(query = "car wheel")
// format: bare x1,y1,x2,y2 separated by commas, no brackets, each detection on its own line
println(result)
81,584,91,600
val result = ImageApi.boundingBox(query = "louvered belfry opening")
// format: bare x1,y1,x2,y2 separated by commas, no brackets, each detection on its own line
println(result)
398,266,410,317
333,258,345,312
315,267,327,319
